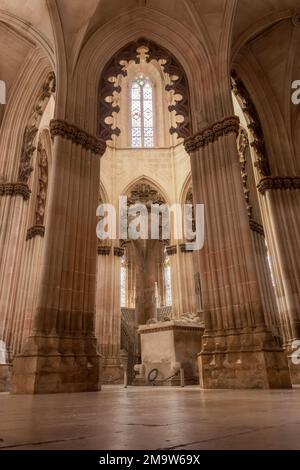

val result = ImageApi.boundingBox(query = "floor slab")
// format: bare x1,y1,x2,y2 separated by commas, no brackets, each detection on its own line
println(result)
1,386,300,450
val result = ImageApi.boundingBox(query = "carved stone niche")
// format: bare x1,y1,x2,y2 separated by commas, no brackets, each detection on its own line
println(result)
98,38,192,143
231,71,270,178
26,139,49,241
18,72,55,185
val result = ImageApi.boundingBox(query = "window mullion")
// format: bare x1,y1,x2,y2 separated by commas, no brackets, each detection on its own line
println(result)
141,84,144,147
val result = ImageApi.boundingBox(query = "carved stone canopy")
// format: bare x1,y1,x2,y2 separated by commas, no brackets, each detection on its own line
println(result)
98,38,192,142
231,71,270,178
18,72,55,185
127,182,165,207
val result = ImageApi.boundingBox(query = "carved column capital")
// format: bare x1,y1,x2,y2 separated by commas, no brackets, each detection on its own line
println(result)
0,182,31,200
97,245,111,256
50,119,106,156
166,245,177,256
114,247,125,257
257,177,300,195
26,225,45,241
249,220,265,237
184,116,240,154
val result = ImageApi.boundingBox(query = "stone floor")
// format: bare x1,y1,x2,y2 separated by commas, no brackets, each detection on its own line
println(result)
1,386,300,450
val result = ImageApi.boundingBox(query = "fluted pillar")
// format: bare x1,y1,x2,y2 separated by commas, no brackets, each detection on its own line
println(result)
166,244,197,318
185,117,291,389
11,119,106,393
95,243,126,383
237,129,281,338
0,185,30,360
258,178,300,383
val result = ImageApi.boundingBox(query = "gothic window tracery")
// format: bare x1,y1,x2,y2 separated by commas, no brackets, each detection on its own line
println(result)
131,75,154,148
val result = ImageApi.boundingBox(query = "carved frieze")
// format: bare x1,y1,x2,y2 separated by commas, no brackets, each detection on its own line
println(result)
98,245,111,256
184,116,240,153
114,247,125,257
26,225,45,241
231,71,270,177
98,38,192,142
0,182,31,200
166,245,177,256
50,119,106,156
257,177,300,195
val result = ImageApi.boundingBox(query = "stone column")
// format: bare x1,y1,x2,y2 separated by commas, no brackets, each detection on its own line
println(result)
258,177,300,383
185,117,291,389
166,244,197,318
11,119,106,393
95,244,126,383
166,245,180,318
237,129,281,338
0,185,30,361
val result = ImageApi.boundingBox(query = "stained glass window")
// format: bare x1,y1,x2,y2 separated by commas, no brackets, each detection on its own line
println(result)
131,75,154,148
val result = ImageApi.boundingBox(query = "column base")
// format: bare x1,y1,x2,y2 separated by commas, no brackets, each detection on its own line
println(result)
0,364,12,392
199,329,292,389
100,352,128,385
11,335,101,394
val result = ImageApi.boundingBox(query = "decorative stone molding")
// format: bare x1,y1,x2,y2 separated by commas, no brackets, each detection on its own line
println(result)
184,116,240,154
98,38,192,142
166,245,177,256
257,177,300,195
18,72,55,184
238,128,253,219
114,247,125,257
98,245,111,256
231,71,270,177
180,243,193,253
50,119,106,156
127,182,165,207
26,224,45,241
139,323,204,334
292,14,300,27
35,140,48,226
249,220,265,237
0,182,31,200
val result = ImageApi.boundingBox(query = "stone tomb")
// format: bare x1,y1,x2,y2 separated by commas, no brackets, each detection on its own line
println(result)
135,319,204,386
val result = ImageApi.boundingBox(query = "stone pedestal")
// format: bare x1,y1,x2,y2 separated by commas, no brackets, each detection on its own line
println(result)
136,320,204,385
12,335,100,394
100,351,128,385
0,364,11,392
199,329,291,389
